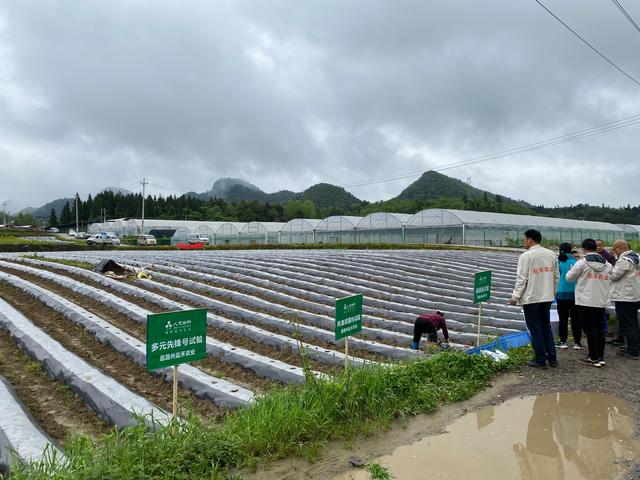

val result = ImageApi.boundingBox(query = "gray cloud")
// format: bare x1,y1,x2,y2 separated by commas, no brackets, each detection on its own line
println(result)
1,0,639,212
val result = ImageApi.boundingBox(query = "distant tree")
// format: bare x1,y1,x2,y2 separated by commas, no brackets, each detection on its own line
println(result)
60,202,71,224
14,212,37,226
48,208,58,227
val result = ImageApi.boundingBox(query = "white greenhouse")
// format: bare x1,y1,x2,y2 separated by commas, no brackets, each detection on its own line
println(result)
89,209,630,248
314,216,363,244
405,209,624,246
280,219,322,244
239,222,287,245
617,224,640,242
356,213,412,244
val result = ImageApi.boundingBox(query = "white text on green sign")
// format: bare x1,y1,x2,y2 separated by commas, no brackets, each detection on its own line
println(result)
473,271,492,304
146,309,207,370
335,294,363,340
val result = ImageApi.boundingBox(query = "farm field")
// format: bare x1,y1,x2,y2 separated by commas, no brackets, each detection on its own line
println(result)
0,248,526,477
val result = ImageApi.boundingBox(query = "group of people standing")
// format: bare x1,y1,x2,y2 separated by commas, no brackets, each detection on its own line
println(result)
510,229,640,368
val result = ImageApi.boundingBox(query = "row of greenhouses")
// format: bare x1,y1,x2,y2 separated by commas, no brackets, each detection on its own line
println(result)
88,209,640,247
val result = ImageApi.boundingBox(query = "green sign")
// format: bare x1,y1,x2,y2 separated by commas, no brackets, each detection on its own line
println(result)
473,271,492,304
146,309,207,370
335,294,363,340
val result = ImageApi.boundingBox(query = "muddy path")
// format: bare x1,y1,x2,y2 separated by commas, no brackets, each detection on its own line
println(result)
244,342,640,480
0,282,226,419
0,328,110,444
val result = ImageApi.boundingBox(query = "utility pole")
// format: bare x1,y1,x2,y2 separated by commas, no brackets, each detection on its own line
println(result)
141,178,148,234
75,193,80,233
1,201,7,226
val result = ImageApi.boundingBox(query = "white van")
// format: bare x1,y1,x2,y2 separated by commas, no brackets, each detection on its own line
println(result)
187,233,210,245
87,232,120,246
137,234,157,246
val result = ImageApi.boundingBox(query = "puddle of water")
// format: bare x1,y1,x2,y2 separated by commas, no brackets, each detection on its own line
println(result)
335,393,639,480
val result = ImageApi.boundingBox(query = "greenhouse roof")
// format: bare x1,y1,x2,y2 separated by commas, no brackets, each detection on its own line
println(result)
617,224,640,233
281,219,322,233
215,222,247,235
240,222,287,234
406,209,623,232
316,216,363,231
357,212,412,230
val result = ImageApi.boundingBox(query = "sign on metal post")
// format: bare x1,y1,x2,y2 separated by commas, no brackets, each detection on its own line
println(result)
473,271,492,346
146,308,207,417
335,294,363,369
473,271,492,304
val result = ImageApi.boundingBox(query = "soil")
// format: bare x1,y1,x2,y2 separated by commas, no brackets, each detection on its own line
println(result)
244,342,640,480
0,266,273,392
0,329,110,445
0,282,226,419
11,260,166,313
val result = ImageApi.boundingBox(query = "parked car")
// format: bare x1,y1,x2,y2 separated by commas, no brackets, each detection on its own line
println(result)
137,234,157,246
47,227,60,233
188,233,210,245
87,232,120,246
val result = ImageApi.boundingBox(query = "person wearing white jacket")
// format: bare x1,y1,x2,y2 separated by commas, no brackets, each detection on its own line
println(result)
510,229,559,368
565,238,612,367
610,240,640,359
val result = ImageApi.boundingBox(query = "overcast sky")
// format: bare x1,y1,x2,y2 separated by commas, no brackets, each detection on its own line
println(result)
1,0,639,212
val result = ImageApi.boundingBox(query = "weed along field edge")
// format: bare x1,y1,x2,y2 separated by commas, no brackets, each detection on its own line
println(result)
0,249,637,479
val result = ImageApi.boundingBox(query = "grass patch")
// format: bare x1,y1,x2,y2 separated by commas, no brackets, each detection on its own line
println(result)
0,236,53,245
366,463,393,480
21,255,93,270
9,349,529,479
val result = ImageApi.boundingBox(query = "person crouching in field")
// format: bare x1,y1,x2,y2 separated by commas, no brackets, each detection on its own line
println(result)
411,311,449,350
509,229,559,369
566,238,612,367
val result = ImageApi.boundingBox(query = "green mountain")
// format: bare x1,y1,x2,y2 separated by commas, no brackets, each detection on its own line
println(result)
302,183,363,213
396,170,496,202
29,198,74,219
395,170,532,207
186,178,362,213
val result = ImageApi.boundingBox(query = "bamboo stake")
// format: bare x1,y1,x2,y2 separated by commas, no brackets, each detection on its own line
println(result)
344,337,349,370
172,365,178,418
476,303,483,347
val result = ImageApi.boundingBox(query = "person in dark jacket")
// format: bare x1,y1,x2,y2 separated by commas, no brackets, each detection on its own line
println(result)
556,242,581,349
596,239,616,266
412,311,449,350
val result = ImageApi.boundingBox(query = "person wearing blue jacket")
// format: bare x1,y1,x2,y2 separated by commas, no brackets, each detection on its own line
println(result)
556,242,582,349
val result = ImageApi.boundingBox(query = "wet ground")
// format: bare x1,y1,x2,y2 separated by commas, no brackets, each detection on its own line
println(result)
246,341,640,480
334,393,638,480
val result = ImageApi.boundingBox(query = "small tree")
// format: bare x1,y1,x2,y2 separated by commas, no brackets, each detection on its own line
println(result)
48,208,58,227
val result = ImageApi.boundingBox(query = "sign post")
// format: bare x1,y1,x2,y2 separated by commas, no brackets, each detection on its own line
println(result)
335,294,363,369
146,308,207,418
473,271,492,347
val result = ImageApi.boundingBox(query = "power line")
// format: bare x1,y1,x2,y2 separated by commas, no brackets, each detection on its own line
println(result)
534,0,640,87
342,113,640,188
611,0,640,35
